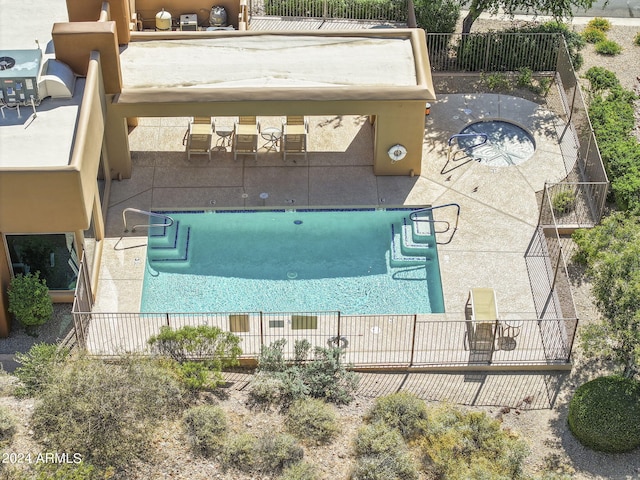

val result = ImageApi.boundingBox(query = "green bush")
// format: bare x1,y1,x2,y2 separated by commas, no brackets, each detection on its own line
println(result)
286,398,339,444
595,39,623,55
0,406,17,445
581,26,607,44
634,32,640,46
456,22,585,72
7,272,53,329
354,422,405,457
350,452,419,480
183,404,227,456
584,66,620,92
248,370,310,410
414,0,459,34
568,376,640,452
13,343,69,397
366,392,429,440
484,72,511,91
300,346,360,405
31,462,101,480
30,356,186,469
148,325,241,364
421,404,529,479
552,189,575,215
586,17,611,32
221,433,257,472
281,461,320,480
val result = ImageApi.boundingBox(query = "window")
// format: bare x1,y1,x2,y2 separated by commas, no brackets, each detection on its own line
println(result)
5,233,78,290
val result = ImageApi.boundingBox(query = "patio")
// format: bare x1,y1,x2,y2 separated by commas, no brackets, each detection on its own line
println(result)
87,92,575,367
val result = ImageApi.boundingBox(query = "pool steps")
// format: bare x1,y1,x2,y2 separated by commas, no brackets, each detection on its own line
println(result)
147,221,191,263
390,217,434,267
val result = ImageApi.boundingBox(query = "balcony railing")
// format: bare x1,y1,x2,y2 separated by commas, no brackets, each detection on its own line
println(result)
250,0,409,22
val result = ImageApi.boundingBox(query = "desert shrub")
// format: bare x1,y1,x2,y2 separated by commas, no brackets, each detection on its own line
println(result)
255,433,304,474
220,433,257,472
585,66,620,93
281,461,320,480
366,392,429,440
421,404,529,479
183,405,227,456
249,339,359,409
0,406,17,445
568,376,640,452
581,27,607,44
31,462,101,480
30,356,186,469
7,272,53,329
13,343,69,398
586,17,611,32
354,422,405,457
286,398,339,444
148,325,241,364
635,32,640,46
595,39,622,55
552,189,575,215
350,452,419,480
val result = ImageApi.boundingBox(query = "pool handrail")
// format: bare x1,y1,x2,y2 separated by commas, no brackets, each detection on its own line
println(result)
448,132,488,148
409,203,460,245
123,208,174,233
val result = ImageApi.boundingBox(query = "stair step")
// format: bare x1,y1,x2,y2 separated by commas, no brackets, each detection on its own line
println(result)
410,212,432,239
149,220,180,249
401,219,431,254
390,224,428,267
148,226,191,262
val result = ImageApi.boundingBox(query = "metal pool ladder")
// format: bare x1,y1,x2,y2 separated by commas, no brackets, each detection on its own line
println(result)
122,208,174,233
441,133,488,175
409,203,460,245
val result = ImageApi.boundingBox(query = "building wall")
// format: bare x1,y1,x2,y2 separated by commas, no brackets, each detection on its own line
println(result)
0,53,107,336
132,0,241,30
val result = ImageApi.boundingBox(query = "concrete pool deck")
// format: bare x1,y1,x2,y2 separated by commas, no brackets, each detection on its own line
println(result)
95,93,570,330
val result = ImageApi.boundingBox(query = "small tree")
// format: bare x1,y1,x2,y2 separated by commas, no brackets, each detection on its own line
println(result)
7,272,53,331
573,213,640,379
414,0,460,34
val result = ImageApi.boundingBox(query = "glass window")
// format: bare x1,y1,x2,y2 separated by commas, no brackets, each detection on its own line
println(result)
5,234,78,291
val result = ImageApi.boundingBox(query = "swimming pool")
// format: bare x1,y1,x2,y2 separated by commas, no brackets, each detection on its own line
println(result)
141,208,444,314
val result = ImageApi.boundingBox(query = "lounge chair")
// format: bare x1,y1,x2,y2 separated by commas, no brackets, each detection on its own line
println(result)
233,116,259,161
464,288,499,361
282,115,308,162
185,117,214,161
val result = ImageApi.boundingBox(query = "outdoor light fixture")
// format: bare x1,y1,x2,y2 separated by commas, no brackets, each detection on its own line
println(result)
388,144,407,163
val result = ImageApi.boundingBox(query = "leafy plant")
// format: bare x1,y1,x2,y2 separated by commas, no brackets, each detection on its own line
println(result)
584,66,620,93
7,272,53,329
484,72,511,91
568,376,640,452
366,392,429,440
221,433,257,472
586,17,611,32
354,421,405,457
285,398,340,444
551,189,575,215
635,32,640,46
13,343,69,397
581,26,606,44
183,404,228,456
595,39,622,55
221,432,304,475
350,452,419,480
414,0,459,34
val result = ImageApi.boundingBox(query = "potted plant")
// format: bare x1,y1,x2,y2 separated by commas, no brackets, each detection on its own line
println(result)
7,272,53,336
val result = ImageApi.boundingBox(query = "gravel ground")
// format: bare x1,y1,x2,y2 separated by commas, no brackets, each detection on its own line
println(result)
1,18,639,480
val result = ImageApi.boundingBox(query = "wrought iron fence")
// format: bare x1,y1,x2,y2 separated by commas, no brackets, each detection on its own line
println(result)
250,0,408,21
72,309,575,367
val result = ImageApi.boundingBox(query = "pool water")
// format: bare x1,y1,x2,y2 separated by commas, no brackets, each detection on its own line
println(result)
458,120,535,167
141,208,444,314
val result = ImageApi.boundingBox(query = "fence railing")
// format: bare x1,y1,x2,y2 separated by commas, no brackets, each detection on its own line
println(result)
72,310,575,367
538,182,609,229
250,0,408,22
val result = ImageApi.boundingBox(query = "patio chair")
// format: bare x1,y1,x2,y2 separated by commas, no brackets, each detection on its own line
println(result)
463,288,499,361
233,116,259,161
282,115,308,162
185,117,214,161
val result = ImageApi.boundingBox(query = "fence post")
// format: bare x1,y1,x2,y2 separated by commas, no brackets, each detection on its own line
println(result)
336,311,341,344
408,314,417,367
165,313,170,327
259,311,264,351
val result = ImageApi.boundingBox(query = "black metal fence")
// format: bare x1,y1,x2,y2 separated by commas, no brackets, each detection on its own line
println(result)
250,0,408,21
72,309,575,367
